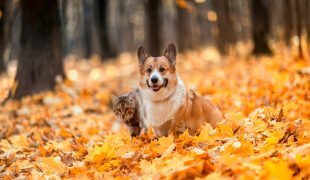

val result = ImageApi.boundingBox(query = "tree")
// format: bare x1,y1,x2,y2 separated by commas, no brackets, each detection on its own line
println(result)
3,0,21,64
82,0,102,58
213,0,238,54
61,0,87,58
283,0,293,46
251,0,272,55
294,0,303,58
9,0,65,99
0,0,5,73
145,0,160,55
97,0,116,58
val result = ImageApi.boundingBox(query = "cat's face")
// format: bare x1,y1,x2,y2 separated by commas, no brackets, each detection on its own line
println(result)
112,94,136,122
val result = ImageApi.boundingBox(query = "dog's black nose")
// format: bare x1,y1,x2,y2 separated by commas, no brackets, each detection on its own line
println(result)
151,76,158,84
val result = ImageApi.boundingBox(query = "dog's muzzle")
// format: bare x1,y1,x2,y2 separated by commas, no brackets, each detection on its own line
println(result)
147,79,168,92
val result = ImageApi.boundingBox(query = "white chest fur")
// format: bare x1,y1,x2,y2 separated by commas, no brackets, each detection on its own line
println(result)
141,77,186,128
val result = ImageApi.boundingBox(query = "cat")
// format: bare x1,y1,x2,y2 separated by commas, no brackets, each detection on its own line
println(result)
111,89,146,136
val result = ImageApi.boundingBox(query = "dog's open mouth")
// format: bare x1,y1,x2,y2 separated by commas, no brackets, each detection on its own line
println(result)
147,79,168,92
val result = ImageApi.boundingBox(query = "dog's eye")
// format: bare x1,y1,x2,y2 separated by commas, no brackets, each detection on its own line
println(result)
147,68,152,73
159,67,165,72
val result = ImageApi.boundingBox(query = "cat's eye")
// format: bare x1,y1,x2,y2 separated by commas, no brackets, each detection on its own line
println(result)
147,67,152,73
159,67,165,72
126,108,134,113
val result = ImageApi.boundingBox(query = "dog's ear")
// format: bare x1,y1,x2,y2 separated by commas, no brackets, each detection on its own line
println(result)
137,45,150,66
163,43,177,66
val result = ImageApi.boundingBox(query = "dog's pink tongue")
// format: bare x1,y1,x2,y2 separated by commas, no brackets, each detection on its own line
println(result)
152,86,160,92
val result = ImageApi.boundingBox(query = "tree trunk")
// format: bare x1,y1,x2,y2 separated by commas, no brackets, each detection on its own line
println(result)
61,0,87,58
97,0,116,58
83,0,102,58
0,0,5,73
251,0,272,55
213,0,237,54
9,0,64,99
158,0,177,52
306,0,310,51
3,0,21,63
106,0,147,55
176,2,201,51
145,0,160,55
283,0,293,46
307,1,310,45
294,0,303,58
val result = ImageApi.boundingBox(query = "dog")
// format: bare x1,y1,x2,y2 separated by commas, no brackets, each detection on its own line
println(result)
137,43,223,137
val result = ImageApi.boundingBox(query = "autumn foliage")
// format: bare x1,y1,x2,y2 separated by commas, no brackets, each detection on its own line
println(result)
0,50,309,179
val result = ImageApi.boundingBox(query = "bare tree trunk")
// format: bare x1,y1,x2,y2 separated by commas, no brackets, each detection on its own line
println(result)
61,0,86,58
159,0,177,52
307,1,310,45
0,0,5,73
3,0,20,64
83,0,102,58
213,0,237,54
251,0,272,55
145,0,160,55
9,0,64,99
97,0,116,58
295,0,303,58
283,0,293,46
176,2,201,51
306,0,310,52
106,0,147,54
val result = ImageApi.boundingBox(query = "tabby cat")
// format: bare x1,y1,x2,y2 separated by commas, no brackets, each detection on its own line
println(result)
111,90,145,136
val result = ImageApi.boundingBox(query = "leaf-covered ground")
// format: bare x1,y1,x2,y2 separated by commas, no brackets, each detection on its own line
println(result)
0,50,309,179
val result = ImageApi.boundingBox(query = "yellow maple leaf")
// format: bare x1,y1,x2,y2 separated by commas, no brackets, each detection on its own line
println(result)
295,154,310,170
178,129,194,144
218,124,234,137
154,134,175,155
86,144,116,164
97,160,120,172
225,111,245,130
10,135,29,149
194,124,214,143
262,159,293,180
36,157,67,175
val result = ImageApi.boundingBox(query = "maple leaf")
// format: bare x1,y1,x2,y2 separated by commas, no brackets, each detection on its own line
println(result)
9,135,29,149
36,156,68,175
86,144,117,164
154,134,175,156
262,159,294,180
217,124,234,137
0,48,309,179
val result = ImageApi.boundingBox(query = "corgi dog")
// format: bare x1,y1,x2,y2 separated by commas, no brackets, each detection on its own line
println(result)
137,43,223,137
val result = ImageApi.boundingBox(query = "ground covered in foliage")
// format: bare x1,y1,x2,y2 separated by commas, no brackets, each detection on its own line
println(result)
0,50,309,179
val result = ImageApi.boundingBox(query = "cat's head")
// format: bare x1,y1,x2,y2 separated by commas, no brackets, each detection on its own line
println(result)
111,93,136,122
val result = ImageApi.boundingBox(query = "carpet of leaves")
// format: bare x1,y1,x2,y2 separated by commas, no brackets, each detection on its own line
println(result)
0,50,309,179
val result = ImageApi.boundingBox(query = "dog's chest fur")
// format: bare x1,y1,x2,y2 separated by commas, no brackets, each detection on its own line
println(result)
141,77,186,128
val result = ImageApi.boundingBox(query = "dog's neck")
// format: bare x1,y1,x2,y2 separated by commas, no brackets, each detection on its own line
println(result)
140,77,186,128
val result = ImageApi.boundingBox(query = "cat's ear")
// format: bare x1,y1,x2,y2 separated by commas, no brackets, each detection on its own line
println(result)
137,45,150,66
163,43,177,67
111,94,118,105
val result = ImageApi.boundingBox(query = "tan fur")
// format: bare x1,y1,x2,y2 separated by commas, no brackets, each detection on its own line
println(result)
168,90,223,135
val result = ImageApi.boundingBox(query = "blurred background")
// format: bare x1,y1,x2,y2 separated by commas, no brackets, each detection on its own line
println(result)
0,0,309,99
0,0,309,63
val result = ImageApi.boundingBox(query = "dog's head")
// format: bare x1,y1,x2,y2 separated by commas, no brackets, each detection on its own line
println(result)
137,44,178,98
